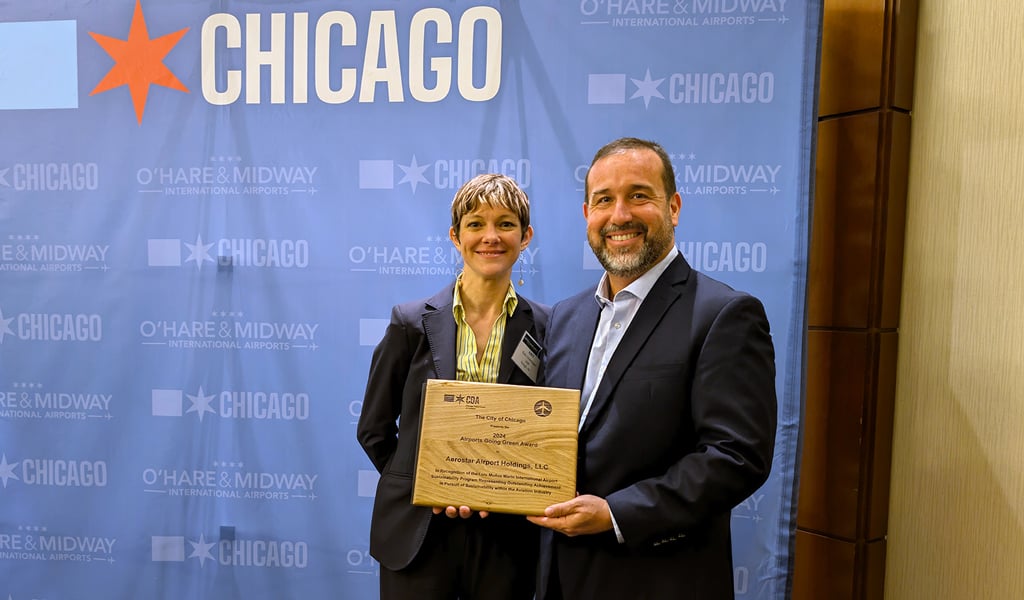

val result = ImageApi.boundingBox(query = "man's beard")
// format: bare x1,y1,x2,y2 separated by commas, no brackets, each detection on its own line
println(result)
589,219,674,281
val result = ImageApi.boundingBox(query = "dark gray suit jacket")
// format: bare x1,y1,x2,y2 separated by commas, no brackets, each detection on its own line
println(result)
357,282,549,570
537,254,777,600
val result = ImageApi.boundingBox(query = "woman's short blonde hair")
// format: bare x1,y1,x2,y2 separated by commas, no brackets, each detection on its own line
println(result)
450,173,531,237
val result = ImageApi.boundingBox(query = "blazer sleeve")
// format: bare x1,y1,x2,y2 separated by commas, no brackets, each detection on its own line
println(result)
607,293,778,548
356,304,415,474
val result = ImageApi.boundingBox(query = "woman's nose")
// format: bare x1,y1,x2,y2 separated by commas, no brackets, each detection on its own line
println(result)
482,224,500,240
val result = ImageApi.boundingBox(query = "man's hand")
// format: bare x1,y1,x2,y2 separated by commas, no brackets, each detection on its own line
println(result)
432,506,489,519
526,494,612,536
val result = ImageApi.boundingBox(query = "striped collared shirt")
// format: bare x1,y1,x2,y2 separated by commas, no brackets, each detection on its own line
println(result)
452,276,518,383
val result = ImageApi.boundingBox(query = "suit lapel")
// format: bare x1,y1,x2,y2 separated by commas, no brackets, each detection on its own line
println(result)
579,256,691,435
498,300,532,383
422,284,457,381
565,295,601,391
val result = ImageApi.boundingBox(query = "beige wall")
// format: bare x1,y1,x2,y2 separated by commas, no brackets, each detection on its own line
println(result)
886,2,1024,599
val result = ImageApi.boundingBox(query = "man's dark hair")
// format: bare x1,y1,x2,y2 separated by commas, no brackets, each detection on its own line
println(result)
586,137,677,199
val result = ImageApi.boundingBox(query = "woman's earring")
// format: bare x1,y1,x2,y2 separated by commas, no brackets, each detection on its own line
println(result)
517,256,526,287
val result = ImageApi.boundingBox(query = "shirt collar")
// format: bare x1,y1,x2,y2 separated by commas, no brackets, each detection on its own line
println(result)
594,246,679,306
453,273,519,318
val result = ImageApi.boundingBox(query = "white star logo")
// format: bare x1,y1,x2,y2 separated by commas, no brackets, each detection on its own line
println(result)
0,167,9,187
184,235,215,271
186,387,217,422
0,307,14,344
0,454,21,488
630,68,665,108
189,534,217,567
398,155,431,193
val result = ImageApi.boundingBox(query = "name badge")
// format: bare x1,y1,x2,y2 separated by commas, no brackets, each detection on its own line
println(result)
511,330,543,383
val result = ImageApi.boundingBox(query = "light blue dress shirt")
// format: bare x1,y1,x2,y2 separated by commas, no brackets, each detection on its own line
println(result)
578,247,679,543
579,246,679,430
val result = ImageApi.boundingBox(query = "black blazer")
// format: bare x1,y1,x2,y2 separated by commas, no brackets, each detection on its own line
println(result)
357,282,549,570
537,254,777,600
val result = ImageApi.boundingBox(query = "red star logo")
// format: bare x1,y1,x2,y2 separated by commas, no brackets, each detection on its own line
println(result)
89,0,190,124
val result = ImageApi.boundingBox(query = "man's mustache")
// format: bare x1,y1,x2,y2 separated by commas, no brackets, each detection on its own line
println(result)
600,222,648,237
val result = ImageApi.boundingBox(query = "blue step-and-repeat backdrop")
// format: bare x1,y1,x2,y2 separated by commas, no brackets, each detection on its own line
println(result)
0,1,821,598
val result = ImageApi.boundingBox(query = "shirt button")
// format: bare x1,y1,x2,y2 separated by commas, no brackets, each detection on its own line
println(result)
613,322,621,329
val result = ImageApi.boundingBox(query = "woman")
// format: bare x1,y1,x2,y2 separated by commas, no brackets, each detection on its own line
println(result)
357,173,547,600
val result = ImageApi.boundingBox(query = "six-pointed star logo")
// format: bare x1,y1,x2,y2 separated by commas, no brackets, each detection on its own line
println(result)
186,387,217,421
0,454,20,488
89,0,190,124
189,534,216,566
398,156,431,193
184,235,215,271
631,69,665,108
0,307,15,344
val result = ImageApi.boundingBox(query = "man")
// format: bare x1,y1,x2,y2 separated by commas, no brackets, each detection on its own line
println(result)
527,137,777,600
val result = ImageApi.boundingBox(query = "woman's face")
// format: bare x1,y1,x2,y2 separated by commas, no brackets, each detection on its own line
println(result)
449,205,532,281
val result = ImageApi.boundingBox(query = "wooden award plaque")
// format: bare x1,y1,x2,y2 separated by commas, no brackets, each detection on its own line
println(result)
412,379,579,515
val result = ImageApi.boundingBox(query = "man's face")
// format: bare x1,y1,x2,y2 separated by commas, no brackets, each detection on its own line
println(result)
584,148,680,290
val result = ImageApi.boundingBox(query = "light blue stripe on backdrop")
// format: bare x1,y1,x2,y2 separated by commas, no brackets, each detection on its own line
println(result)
0,20,78,110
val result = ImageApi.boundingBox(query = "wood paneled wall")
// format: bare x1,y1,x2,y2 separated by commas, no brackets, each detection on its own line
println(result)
792,1,917,598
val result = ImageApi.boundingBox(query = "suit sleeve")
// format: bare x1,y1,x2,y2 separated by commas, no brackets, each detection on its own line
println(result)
356,305,414,474
608,294,778,548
